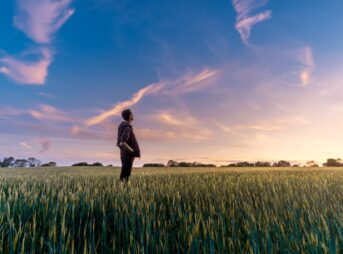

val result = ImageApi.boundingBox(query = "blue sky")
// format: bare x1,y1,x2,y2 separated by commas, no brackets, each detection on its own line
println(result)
1,0,343,166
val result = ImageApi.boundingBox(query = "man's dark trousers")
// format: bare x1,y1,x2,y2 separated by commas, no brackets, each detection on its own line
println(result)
120,156,134,182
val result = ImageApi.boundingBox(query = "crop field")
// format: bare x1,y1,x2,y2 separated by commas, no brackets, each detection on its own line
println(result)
0,166,343,253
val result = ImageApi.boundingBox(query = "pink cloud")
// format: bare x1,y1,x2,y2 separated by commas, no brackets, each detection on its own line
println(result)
0,48,53,85
14,0,75,43
232,0,272,45
135,127,212,143
171,68,219,94
28,104,73,122
145,110,213,142
20,142,32,149
217,115,310,135
297,46,314,67
84,68,219,127
2,0,74,85
297,46,315,86
232,0,269,18
39,139,51,153
0,67,9,74
235,11,272,45
153,112,199,126
0,104,75,124
85,82,164,126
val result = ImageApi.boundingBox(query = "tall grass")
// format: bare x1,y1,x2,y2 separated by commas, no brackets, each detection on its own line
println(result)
0,167,342,253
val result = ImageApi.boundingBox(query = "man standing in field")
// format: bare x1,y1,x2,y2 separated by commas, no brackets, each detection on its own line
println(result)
117,109,140,182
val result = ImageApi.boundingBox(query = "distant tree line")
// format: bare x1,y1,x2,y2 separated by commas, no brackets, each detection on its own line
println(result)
143,163,165,167
221,160,318,168
141,159,343,168
2,157,343,169
41,162,57,167
220,159,343,168
143,160,217,167
323,158,343,167
72,162,104,167
142,160,306,168
0,157,57,168
222,160,292,167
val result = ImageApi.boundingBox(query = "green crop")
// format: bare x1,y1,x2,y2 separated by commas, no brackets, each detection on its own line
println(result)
0,166,342,253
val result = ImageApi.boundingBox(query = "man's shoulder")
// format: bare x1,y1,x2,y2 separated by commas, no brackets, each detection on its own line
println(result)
118,121,132,128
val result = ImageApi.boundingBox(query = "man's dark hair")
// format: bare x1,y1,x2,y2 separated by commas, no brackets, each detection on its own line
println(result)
122,109,132,121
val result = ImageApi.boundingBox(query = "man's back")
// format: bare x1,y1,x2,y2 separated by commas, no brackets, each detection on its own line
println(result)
117,121,140,158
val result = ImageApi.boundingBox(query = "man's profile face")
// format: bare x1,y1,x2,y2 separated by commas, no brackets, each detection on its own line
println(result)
130,113,134,121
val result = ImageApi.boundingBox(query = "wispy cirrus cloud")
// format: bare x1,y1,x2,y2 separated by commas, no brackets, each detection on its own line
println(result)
297,46,315,86
135,126,212,143
84,68,219,127
153,112,198,127
232,0,272,45
14,0,75,44
20,142,32,149
171,68,219,94
29,104,73,122
0,48,53,85
217,115,310,135
85,83,164,126
0,104,74,123
0,0,74,85
145,110,213,142
0,107,25,117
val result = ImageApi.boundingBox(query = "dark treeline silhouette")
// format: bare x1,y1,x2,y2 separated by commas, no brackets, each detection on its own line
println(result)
1,157,343,169
222,160,292,167
143,163,165,167
221,159,339,167
225,162,256,167
41,162,57,167
0,157,57,168
166,160,217,167
143,160,217,167
65,158,343,168
72,162,104,167
323,158,343,167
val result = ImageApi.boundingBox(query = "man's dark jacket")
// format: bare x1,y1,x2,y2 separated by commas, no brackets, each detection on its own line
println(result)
117,121,140,158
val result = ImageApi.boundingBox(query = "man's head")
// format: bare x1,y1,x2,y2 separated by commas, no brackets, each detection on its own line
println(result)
122,109,134,122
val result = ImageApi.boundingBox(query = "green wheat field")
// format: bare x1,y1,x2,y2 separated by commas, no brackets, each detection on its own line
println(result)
1,166,343,253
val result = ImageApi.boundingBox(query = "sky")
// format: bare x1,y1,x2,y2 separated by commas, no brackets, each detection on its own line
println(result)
1,0,343,166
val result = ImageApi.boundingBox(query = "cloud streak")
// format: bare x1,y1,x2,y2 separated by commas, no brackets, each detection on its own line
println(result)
145,110,213,142
29,104,73,122
0,0,74,85
0,104,74,123
14,0,75,44
171,68,219,94
217,115,310,135
20,142,32,149
297,46,315,86
85,68,219,127
232,0,272,45
0,48,53,85
153,112,198,127
85,83,164,126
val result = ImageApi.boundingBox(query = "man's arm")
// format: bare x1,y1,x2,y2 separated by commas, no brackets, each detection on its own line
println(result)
119,142,134,153
119,125,134,153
